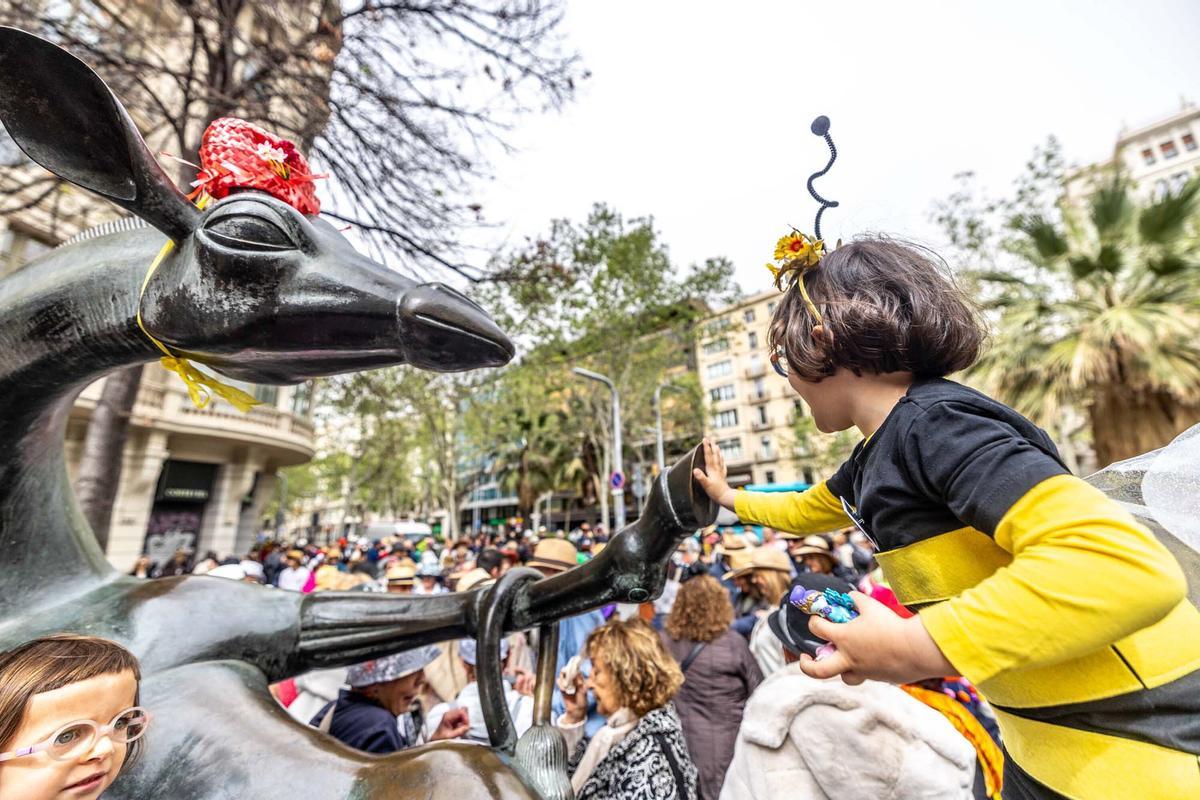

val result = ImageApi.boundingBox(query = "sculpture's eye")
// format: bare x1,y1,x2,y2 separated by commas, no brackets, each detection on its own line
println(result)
203,214,296,252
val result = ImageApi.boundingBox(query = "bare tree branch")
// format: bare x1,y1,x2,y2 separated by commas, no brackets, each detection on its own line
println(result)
0,0,584,280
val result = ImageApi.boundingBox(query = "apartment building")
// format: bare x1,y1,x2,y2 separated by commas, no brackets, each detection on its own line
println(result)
1067,103,1200,203
696,289,819,488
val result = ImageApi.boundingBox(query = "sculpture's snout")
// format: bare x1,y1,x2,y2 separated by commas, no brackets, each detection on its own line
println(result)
398,283,515,371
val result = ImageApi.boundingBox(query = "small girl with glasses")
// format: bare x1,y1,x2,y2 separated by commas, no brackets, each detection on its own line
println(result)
0,634,150,800
693,234,1200,799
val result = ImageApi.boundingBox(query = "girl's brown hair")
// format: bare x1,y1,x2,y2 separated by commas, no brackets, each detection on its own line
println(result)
585,618,683,717
769,237,985,381
665,574,734,644
0,635,143,760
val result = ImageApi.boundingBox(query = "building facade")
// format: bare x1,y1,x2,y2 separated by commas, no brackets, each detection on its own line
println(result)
69,372,314,571
695,289,819,488
1067,104,1200,203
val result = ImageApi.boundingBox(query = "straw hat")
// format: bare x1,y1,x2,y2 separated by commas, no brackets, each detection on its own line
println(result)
286,549,304,561
313,564,344,590
790,535,839,568
526,538,579,573
714,532,750,556
720,548,755,577
723,546,793,580
385,562,416,585
455,567,494,592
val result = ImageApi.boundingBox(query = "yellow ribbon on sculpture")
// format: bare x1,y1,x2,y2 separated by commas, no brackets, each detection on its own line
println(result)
134,194,261,413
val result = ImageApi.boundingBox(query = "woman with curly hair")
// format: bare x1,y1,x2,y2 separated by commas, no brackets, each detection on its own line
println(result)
559,618,698,799
660,573,764,800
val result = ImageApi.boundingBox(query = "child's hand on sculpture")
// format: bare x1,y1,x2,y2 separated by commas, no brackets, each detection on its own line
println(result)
693,438,737,510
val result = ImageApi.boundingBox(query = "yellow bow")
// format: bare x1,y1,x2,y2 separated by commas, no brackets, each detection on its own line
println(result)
135,193,262,413
157,355,260,412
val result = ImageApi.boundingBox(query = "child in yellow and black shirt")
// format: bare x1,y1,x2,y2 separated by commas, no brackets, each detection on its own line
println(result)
693,235,1200,799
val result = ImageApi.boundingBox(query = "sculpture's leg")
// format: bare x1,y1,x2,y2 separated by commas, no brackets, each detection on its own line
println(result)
294,589,480,676
291,445,716,672
476,567,542,752
512,444,716,628
510,622,574,800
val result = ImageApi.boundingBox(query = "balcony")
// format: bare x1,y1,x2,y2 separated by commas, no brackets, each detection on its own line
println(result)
74,367,316,466
747,389,772,404
722,451,753,468
757,449,780,463
744,363,766,378
750,418,772,431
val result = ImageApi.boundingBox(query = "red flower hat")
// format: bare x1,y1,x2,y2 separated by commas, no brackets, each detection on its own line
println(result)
190,118,321,215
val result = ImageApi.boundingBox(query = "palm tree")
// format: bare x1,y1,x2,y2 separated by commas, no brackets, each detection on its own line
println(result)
491,408,579,518
969,176,1200,467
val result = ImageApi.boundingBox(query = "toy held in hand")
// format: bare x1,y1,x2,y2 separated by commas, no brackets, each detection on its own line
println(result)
790,584,859,624
790,584,859,660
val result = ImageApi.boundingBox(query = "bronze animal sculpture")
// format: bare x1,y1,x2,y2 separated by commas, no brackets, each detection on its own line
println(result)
0,27,717,799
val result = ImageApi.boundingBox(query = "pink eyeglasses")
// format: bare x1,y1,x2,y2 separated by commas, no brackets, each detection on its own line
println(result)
0,707,151,763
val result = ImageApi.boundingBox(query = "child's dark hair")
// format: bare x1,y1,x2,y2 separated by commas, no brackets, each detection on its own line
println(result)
768,237,985,380
0,634,143,762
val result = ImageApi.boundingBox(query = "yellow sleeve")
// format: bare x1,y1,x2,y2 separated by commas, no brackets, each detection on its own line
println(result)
919,473,1188,684
732,480,850,535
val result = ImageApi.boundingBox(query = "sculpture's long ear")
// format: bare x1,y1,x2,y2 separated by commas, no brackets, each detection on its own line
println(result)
0,27,199,240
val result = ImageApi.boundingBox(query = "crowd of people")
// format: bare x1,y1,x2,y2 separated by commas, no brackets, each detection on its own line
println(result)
0,501,1173,799
124,519,993,800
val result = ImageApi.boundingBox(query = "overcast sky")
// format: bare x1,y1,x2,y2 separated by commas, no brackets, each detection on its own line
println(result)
459,0,1200,295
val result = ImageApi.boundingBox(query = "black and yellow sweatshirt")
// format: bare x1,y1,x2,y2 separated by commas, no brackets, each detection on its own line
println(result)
734,378,1200,800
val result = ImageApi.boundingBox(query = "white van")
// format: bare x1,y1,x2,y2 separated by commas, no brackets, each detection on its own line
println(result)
363,521,434,544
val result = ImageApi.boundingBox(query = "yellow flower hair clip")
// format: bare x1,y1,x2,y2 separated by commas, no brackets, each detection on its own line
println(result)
767,231,825,288
765,230,825,322
774,231,825,267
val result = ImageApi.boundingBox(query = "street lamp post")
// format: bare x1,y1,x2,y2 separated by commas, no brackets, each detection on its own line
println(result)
572,367,626,530
653,381,686,473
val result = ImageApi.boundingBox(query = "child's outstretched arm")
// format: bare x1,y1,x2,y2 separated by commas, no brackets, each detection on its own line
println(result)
693,438,850,535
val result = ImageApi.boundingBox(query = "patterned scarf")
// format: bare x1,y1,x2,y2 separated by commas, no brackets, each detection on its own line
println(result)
571,707,639,794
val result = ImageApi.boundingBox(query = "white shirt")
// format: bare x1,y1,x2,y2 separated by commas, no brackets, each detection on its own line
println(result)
277,566,311,592
287,666,348,724
749,614,787,677
425,680,533,744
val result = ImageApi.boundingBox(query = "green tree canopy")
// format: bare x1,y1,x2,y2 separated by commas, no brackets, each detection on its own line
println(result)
935,140,1200,467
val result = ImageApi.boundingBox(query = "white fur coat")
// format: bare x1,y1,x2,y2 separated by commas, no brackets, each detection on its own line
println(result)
720,663,976,800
